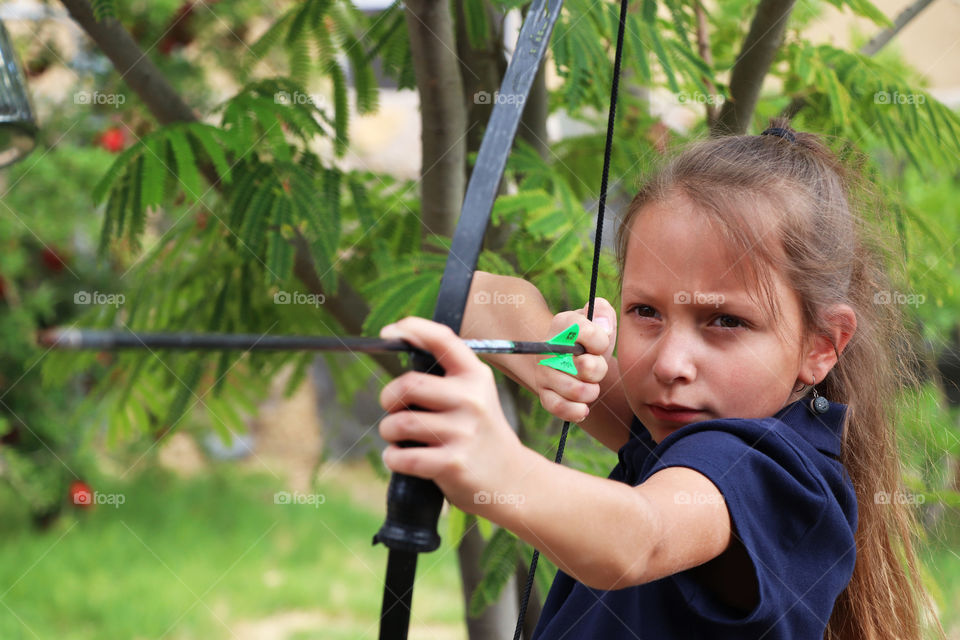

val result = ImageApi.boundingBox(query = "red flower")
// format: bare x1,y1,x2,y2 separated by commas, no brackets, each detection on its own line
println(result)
40,247,68,273
99,127,125,153
69,481,94,508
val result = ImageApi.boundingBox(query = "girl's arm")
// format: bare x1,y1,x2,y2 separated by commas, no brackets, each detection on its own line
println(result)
378,317,733,591
462,271,635,452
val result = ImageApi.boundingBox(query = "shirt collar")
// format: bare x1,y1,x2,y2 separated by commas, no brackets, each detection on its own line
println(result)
771,398,847,457
629,398,848,458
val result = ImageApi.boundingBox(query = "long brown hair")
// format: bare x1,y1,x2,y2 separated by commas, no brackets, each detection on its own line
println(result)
615,118,945,639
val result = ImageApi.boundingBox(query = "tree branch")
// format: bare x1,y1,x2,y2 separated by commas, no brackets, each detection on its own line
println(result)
712,0,797,135
405,0,467,240
694,0,719,129
781,0,938,120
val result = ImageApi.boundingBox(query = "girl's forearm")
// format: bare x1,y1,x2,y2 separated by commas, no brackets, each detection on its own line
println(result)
475,446,657,591
462,271,554,391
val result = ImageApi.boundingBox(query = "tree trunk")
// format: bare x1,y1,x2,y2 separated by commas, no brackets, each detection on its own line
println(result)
713,0,797,135
458,516,519,639
405,0,467,240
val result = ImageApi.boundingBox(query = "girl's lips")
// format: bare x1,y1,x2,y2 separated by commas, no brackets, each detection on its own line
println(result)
647,404,703,423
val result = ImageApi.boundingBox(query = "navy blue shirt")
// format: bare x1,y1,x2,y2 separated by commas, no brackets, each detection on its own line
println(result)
531,399,858,639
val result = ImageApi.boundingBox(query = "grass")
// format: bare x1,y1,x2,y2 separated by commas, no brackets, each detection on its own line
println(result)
0,464,465,639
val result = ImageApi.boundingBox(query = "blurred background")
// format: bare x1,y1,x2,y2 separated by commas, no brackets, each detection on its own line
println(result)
0,0,958,638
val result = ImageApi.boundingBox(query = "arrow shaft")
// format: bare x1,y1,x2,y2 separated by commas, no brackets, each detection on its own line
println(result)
38,328,585,356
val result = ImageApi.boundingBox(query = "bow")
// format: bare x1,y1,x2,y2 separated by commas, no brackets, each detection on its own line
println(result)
370,0,564,637
39,0,628,635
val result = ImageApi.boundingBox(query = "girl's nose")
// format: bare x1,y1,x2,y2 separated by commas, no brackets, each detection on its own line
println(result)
651,325,697,385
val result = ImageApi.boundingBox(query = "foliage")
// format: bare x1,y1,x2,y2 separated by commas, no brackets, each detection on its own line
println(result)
11,0,960,625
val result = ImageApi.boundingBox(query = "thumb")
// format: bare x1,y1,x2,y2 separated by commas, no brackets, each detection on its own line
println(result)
590,297,617,354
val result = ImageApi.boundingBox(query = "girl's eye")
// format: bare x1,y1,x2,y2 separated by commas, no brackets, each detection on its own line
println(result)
711,315,747,329
627,304,657,318
627,305,748,329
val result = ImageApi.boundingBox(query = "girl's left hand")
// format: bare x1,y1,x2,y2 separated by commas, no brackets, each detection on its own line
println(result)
378,317,524,513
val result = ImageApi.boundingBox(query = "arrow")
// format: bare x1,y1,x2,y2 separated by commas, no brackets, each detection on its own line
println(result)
36,326,585,360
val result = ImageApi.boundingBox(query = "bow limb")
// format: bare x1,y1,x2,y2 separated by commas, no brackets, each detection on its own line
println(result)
373,0,565,638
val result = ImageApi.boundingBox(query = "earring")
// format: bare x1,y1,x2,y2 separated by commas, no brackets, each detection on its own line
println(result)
808,374,830,415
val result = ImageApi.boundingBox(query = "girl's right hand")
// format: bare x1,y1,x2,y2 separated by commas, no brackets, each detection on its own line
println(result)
534,297,617,423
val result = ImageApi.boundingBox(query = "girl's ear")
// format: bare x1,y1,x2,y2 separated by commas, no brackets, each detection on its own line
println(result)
803,304,857,381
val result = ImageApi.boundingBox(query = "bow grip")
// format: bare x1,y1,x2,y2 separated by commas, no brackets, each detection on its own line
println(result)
372,349,446,553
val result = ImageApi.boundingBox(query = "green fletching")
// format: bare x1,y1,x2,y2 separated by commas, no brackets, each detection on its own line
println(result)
539,324,580,375
546,323,579,346
538,354,577,376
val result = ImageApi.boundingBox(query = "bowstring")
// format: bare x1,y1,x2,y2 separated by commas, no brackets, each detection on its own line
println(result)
512,0,630,636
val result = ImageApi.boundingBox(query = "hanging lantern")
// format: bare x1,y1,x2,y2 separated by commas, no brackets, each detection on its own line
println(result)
0,19,37,168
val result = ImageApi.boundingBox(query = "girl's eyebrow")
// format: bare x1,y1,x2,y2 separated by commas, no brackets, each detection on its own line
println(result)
622,285,752,306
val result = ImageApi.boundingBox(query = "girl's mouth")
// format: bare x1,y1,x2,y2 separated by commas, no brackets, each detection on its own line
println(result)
647,404,703,422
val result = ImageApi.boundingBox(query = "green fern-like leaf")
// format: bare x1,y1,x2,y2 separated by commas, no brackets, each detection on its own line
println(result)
266,195,295,284
468,527,519,617
167,127,203,201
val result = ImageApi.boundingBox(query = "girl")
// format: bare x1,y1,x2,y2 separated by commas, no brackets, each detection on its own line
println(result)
377,119,944,639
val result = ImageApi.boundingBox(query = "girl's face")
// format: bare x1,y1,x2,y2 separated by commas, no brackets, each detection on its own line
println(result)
618,193,808,444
